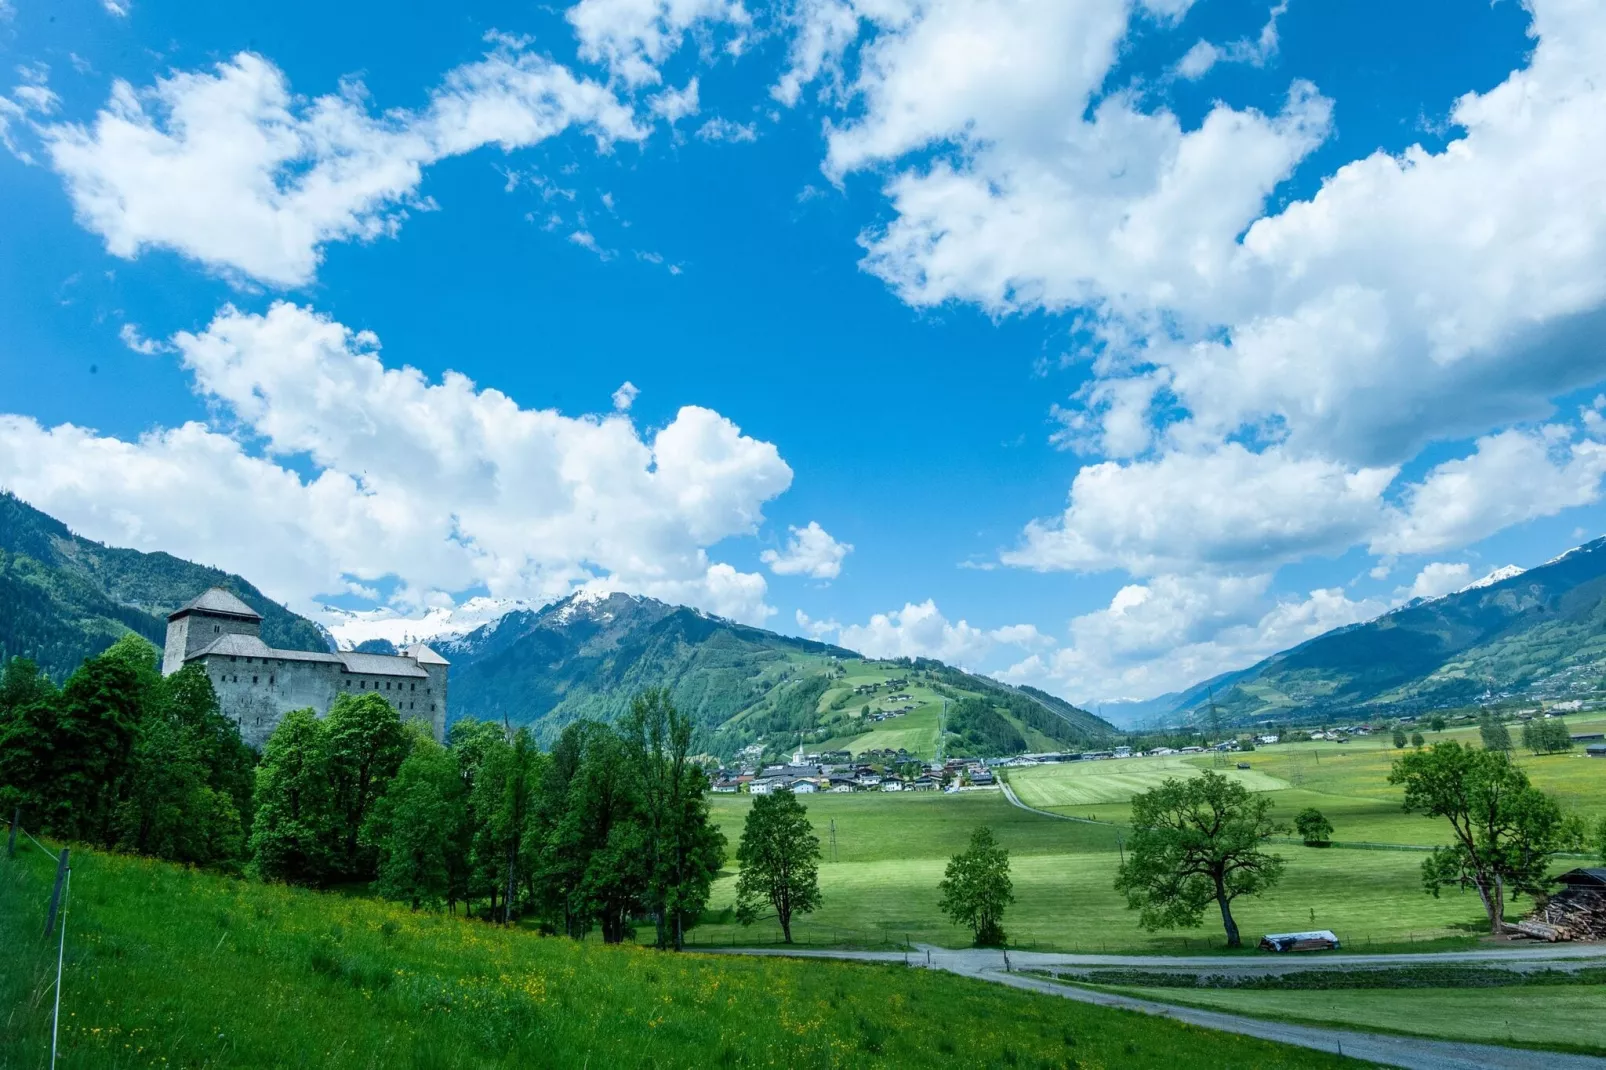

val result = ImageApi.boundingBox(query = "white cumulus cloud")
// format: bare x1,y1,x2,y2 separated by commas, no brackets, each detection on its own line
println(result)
33,44,645,286
761,520,852,579
0,302,792,626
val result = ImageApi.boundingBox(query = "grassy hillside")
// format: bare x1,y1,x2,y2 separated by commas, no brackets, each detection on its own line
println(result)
1,844,1361,1070
447,595,1113,759
0,492,330,678
1204,538,1606,722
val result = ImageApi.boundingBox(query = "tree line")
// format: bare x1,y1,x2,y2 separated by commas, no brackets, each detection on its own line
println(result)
0,636,741,948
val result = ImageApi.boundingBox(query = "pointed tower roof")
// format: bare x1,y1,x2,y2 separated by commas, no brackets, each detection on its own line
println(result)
169,587,263,622
403,643,449,666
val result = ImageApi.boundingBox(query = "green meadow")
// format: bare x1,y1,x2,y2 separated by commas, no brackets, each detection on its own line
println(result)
1007,713,1606,845
1104,984,1606,1057
1,842,1364,1070
694,791,1511,953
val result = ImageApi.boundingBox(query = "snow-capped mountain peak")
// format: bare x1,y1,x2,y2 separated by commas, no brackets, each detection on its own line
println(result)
1458,564,1525,593
322,596,536,650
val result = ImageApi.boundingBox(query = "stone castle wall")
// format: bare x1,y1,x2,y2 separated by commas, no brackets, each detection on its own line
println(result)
199,652,447,748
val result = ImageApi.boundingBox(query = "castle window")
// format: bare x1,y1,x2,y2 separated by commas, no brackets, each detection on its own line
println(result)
360,680,365,690
269,675,275,686
410,683,416,692
385,681,391,690
252,676,258,685
214,624,221,633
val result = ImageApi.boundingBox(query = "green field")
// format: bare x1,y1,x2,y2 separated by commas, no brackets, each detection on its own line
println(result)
1008,713,1606,846
1109,984,1606,1056
694,792,1515,953
1,843,1364,1070
1008,755,1290,809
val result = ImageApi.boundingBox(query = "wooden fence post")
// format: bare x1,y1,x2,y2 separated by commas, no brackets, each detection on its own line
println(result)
43,848,70,937
6,808,16,859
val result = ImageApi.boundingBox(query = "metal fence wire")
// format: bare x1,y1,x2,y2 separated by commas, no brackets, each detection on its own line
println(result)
7,809,72,1070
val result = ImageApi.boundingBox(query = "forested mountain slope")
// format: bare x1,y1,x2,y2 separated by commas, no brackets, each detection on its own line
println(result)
443,592,1115,758
0,493,331,677
1200,538,1606,723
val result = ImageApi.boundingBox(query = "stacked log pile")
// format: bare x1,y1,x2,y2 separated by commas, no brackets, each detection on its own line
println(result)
1520,888,1606,941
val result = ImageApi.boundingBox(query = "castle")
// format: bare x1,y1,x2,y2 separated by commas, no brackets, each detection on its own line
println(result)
161,588,449,747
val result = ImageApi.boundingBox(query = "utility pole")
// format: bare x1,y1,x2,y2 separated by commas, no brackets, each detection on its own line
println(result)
938,697,947,763
829,818,838,863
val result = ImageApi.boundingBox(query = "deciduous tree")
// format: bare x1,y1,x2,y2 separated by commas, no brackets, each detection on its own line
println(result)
249,708,335,884
1114,771,1286,948
1294,807,1332,847
938,826,1014,947
1479,714,1512,753
621,689,726,949
735,788,821,943
363,728,465,910
325,692,409,880
1388,742,1565,933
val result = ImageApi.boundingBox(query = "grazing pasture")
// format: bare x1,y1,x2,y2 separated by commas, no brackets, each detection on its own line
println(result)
1007,754,1289,809
698,792,1513,953
1107,984,1606,1056
0,841,1362,1070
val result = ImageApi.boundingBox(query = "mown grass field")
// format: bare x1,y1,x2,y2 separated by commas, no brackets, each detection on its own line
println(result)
1007,712,1606,845
696,792,1509,953
0,842,1366,1070
1008,756,1288,809
1106,984,1606,1056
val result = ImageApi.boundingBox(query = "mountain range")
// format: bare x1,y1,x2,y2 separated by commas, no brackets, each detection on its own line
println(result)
0,494,1111,757
1149,543,1606,725
18,488,1600,741
0,492,330,678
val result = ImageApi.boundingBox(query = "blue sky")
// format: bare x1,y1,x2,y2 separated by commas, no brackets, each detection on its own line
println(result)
3,0,1604,705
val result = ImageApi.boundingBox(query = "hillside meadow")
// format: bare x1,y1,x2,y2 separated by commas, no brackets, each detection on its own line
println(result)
0,841,1365,1070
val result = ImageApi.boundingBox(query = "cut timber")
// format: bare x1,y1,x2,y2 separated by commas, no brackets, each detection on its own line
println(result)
1513,920,1563,942
1523,879,1606,942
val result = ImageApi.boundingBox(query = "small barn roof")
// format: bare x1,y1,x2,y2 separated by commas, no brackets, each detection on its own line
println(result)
171,587,263,621
1554,868,1606,888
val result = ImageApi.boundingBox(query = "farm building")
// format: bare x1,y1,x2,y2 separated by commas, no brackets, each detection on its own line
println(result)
1518,869,1606,941
1587,744,1606,758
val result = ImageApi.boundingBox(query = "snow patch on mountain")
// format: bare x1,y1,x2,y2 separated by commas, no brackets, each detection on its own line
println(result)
322,596,537,650
1459,564,1525,592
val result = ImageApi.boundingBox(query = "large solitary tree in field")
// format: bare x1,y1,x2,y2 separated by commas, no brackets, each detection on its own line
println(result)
735,788,821,943
938,826,1014,947
1114,771,1285,948
1388,742,1564,933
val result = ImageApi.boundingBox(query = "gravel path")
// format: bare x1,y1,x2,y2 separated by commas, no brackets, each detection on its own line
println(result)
706,943,1606,1070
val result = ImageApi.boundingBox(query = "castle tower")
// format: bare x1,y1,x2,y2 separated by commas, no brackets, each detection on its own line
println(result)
162,587,264,676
